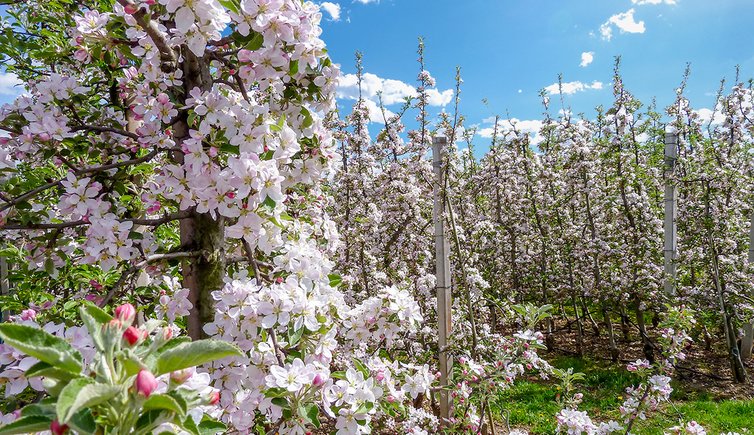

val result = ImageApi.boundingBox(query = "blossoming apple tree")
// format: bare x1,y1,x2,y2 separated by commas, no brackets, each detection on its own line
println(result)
0,0,433,433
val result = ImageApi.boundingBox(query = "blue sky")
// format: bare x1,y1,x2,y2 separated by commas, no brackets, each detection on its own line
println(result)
1,1,753,145
323,0,754,142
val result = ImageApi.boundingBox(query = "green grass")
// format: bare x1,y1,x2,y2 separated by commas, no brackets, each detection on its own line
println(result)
492,356,753,434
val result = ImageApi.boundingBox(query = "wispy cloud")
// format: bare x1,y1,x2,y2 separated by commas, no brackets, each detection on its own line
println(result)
337,72,453,122
632,0,677,5
544,80,603,95
600,9,645,41
580,52,594,67
478,117,545,145
320,2,341,21
0,72,22,96
695,107,725,126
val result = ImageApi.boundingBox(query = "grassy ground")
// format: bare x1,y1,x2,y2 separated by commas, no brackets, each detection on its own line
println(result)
492,355,754,434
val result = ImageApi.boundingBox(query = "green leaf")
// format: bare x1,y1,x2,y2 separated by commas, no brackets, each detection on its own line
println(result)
218,0,240,13
68,409,97,435
288,326,304,346
0,324,82,373
219,142,240,155
57,378,122,424
244,32,264,51
25,361,79,381
19,403,55,418
0,416,52,435
143,394,186,417
300,403,320,428
176,415,199,435
81,303,113,323
198,416,227,435
289,59,299,75
154,340,242,376
271,397,288,409
300,107,313,129
328,273,342,288
79,306,106,352
353,358,369,378
135,410,168,433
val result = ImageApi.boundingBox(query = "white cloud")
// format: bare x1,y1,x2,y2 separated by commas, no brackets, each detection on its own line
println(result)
427,88,454,106
632,0,676,4
320,2,341,21
362,99,396,123
0,72,22,96
694,107,725,126
600,9,645,41
544,80,603,95
580,51,594,67
478,118,545,145
337,71,454,122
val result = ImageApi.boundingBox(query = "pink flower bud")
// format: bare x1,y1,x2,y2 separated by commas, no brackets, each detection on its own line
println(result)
386,395,395,403
162,327,173,340
375,371,385,382
115,303,136,324
135,369,158,397
312,373,325,387
20,309,36,321
146,202,161,213
124,3,139,14
170,367,194,384
123,326,141,346
50,420,69,435
74,49,89,62
208,390,220,405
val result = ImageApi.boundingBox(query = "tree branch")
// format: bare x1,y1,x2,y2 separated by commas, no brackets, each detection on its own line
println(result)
116,0,177,71
71,124,139,141
99,250,202,307
0,211,193,231
0,149,162,213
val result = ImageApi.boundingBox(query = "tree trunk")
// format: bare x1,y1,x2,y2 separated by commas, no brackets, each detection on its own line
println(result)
620,308,631,342
176,49,224,340
635,298,654,363
572,294,584,356
602,303,619,362
182,214,226,340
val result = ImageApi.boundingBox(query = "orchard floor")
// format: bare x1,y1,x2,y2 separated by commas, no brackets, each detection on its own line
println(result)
493,322,754,434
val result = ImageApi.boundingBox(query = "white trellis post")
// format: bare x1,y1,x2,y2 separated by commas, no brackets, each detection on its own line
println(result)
741,209,754,359
664,132,678,296
432,136,452,420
